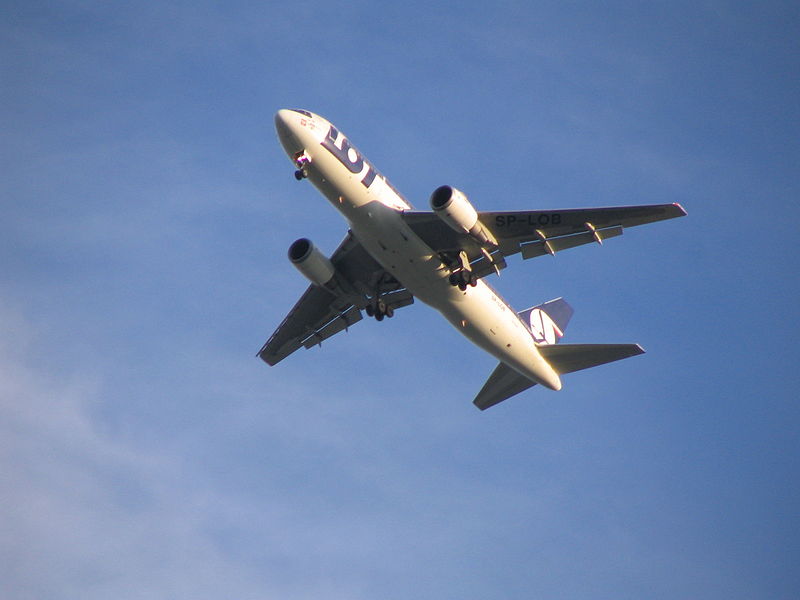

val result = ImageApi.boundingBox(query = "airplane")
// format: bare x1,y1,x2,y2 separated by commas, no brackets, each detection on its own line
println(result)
259,109,686,410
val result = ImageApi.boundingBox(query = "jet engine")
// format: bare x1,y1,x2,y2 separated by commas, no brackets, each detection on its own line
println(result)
429,185,498,248
288,238,336,287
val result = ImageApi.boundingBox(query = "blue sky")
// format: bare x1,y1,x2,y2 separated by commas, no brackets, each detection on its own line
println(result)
2,1,799,598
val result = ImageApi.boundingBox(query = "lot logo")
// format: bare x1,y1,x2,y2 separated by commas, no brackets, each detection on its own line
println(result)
321,125,411,210
321,125,380,188
528,308,564,345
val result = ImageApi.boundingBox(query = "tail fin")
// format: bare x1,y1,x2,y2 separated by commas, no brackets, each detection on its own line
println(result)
517,298,574,345
474,300,644,410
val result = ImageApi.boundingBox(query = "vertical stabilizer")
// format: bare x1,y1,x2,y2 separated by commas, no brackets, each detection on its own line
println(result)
517,298,574,345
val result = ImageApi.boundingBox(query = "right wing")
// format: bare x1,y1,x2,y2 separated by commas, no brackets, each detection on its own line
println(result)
258,232,413,365
482,203,686,260
403,203,686,278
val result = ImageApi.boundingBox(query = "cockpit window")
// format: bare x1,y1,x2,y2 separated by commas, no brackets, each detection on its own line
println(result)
290,109,313,118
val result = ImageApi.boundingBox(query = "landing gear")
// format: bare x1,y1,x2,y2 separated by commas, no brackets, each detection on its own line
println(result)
449,270,478,291
292,150,310,180
365,298,394,320
365,272,398,321
444,250,478,291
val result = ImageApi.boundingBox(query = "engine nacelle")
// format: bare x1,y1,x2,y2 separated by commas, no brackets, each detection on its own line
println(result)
429,185,498,248
288,238,336,287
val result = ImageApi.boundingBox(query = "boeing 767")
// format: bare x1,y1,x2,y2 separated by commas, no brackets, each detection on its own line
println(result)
258,109,686,409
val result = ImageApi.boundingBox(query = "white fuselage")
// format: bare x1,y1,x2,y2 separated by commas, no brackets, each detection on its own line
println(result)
275,109,562,390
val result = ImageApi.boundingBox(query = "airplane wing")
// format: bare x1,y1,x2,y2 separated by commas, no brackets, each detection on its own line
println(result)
258,232,413,365
402,203,686,276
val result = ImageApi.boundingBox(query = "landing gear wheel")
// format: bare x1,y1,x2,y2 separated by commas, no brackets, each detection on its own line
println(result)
367,298,392,320
449,268,477,289
294,169,307,180
450,269,474,291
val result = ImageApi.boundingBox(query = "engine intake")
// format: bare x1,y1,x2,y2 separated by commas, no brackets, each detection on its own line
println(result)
430,185,498,248
288,238,336,287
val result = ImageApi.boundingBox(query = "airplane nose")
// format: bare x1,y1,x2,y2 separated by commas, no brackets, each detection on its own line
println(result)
274,109,302,153
274,109,294,140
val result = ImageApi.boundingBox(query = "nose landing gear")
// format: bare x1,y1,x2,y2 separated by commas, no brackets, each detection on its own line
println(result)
292,150,311,180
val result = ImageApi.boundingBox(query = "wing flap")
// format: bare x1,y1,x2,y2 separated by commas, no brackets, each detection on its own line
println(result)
520,225,623,259
259,284,340,365
301,305,363,350
380,288,415,310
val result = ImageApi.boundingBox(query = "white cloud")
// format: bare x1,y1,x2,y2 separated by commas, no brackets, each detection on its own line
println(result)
0,304,276,600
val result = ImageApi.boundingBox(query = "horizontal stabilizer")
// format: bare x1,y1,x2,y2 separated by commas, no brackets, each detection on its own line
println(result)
538,343,644,374
473,344,645,410
473,362,537,411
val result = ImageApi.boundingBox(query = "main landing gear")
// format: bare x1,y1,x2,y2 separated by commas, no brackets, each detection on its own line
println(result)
445,250,478,291
449,269,478,291
365,299,394,321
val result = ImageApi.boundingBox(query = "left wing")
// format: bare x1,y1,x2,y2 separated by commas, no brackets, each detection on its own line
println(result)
402,203,686,276
258,232,413,365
